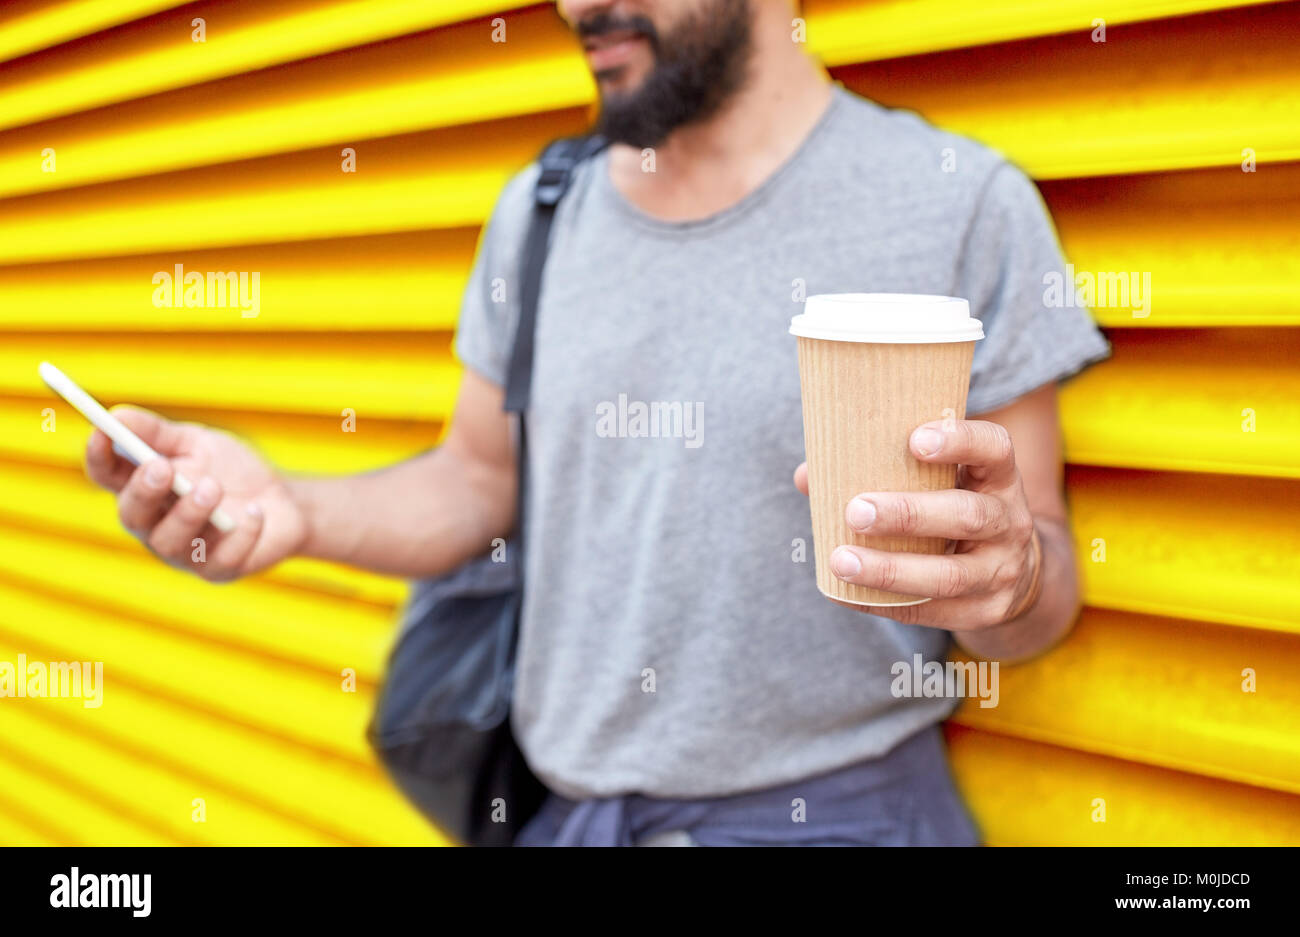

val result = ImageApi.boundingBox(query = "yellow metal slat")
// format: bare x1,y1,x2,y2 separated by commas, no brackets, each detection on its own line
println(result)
0,515,395,683
0,116,567,264
0,395,442,474
0,1,184,64
0,450,409,605
1047,163,1300,327
946,725,1300,845
951,607,1300,794
260,554,407,607
0,811,56,846
0,697,343,845
0,231,476,330
837,2,1300,178
0,748,172,845
807,0,1289,65
1069,467,1300,633
0,580,376,762
0,673,443,845
0,0,517,130
1060,328,1300,478
0,8,588,200
0,333,458,418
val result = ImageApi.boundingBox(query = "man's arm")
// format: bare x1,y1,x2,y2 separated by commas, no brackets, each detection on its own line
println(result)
86,367,517,581
289,368,518,578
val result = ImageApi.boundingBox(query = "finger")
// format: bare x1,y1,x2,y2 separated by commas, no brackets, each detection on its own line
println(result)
109,406,194,457
845,489,1008,541
118,458,176,534
793,462,808,496
203,503,265,581
146,476,225,561
85,429,134,492
829,544,995,600
909,420,1018,488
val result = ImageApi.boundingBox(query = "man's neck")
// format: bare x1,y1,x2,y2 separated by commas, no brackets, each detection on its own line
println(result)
606,13,833,223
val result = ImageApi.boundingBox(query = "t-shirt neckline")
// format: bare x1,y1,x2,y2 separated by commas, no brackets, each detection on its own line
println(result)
593,84,846,235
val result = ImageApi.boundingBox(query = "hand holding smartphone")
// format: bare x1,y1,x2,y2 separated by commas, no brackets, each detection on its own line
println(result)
39,361,236,533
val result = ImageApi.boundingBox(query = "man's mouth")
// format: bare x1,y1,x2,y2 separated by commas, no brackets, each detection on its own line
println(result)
583,29,648,73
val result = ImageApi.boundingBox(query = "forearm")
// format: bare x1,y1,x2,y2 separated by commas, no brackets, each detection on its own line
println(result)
287,446,516,578
954,515,1080,663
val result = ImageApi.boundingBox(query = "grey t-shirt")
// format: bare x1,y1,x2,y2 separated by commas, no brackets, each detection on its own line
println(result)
454,85,1110,800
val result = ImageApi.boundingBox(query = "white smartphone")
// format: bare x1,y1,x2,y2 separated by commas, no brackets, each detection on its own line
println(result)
39,361,236,533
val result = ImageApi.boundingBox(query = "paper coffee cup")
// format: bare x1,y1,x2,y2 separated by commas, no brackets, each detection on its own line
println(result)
791,294,984,606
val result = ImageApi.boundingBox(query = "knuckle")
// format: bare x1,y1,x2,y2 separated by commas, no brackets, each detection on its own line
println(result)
986,423,1014,463
992,558,1022,590
874,555,901,591
979,502,1011,539
1010,509,1035,545
957,497,989,536
893,497,923,535
939,560,972,597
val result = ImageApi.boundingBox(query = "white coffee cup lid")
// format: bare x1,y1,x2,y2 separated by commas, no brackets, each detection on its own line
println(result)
790,293,984,343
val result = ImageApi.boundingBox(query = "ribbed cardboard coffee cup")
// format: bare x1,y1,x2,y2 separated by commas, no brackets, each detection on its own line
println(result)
791,294,984,606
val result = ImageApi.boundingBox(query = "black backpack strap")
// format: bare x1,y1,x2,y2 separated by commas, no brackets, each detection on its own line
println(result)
503,134,608,414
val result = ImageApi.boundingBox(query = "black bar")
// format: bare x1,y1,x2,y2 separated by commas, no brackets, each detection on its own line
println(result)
0,846,1279,923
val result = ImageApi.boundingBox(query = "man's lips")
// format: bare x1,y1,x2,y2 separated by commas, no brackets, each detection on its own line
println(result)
583,30,647,71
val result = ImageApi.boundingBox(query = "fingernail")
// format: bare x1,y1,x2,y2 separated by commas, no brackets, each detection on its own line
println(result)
146,460,170,488
846,497,877,531
193,478,219,508
912,428,943,456
831,548,862,579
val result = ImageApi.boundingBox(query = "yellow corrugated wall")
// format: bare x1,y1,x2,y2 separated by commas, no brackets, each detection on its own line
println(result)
0,0,1296,845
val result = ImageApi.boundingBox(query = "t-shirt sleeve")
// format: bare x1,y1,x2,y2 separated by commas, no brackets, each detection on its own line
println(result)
955,162,1112,415
452,163,541,387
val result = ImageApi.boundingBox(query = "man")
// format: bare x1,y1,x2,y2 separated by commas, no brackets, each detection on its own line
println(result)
86,0,1109,845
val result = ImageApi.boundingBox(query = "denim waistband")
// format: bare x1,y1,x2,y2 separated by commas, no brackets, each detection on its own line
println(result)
514,725,981,846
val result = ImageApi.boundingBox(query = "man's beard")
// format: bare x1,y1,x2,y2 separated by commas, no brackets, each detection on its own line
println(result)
580,0,754,149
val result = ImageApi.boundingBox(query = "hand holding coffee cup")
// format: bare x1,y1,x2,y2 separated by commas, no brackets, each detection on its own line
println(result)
790,294,1043,628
